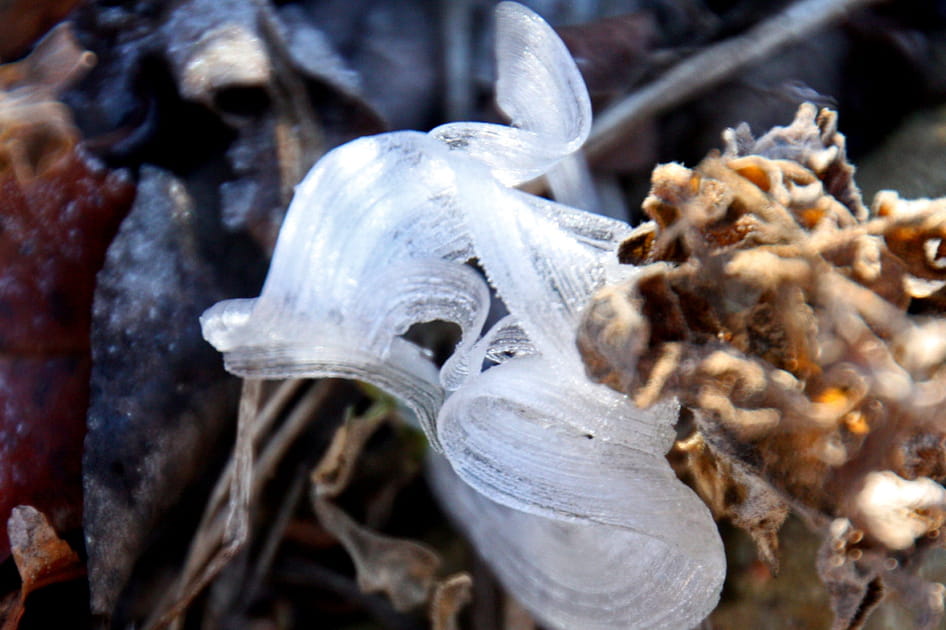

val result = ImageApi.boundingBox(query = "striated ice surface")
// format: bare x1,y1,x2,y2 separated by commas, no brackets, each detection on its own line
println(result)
200,2,725,628
200,131,484,441
428,454,724,630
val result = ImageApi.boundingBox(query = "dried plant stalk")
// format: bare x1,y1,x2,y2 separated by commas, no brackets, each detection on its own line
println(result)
584,0,882,163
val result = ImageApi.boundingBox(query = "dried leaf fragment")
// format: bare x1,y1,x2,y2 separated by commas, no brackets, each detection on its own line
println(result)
83,166,256,619
670,428,788,572
3,505,83,630
8,505,82,594
312,498,440,612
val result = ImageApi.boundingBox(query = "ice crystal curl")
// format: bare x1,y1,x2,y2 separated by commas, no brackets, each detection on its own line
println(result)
200,4,725,629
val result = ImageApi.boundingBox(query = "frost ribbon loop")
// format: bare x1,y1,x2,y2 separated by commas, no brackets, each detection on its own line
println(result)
200,131,485,442
201,3,726,629
430,2,592,186
436,170,725,630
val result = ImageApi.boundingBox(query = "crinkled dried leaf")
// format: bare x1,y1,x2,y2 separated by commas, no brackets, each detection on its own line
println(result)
3,506,84,630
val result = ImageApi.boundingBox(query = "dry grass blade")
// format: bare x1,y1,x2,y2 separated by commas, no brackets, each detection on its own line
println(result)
227,379,261,557
311,401,392,499
143,379,333,630
148,379,262,630
200,379,306,528
242,465,308,602
429,573,473,630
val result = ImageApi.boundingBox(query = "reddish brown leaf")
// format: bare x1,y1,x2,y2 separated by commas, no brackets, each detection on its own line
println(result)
0,1,81,61
0,28,135,561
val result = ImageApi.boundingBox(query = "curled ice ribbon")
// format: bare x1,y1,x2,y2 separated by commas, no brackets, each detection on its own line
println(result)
201,3,725,628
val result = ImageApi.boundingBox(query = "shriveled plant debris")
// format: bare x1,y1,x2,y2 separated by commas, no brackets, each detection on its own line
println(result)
136,378,340,630
309,399,471,624
578,102,946,629
1,506,84,629
66,0,385,252
310,499,441,613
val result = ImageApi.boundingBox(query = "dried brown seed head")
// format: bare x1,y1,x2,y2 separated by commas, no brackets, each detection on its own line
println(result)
578,103,946,629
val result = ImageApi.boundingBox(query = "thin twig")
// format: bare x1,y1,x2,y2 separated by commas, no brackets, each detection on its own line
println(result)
227,378,262,554
199,379,306,529
251,380,338,499
185,379,313,577
583,0,883,162
147,380,263,630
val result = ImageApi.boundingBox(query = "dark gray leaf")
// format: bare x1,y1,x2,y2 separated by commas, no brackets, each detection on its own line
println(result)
83,166,263,618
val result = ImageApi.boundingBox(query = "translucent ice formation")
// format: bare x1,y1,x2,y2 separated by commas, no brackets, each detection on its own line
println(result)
201,3,725,628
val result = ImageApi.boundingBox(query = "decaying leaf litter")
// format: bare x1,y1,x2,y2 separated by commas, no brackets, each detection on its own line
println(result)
3,0,946,628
